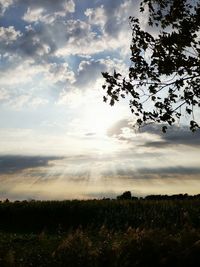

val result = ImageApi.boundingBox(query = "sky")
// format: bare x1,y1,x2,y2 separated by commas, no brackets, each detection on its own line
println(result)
0,0,200,200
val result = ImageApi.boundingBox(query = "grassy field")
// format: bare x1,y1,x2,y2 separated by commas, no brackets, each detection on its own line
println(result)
0,198,200,266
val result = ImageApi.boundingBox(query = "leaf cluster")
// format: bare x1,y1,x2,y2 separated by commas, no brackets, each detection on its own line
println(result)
102,0,200,132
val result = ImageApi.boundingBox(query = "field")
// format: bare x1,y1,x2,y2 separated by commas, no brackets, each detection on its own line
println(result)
0,198,200,266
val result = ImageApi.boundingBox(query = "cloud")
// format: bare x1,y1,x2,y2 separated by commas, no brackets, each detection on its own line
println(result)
0,59,74,97
0,0,141,69
56,87,83,108
0,26,22,44
19,24,55,58
107,120,200,149
45,62,75,84
141,124,200,147
0,4,131,109
0,88,11,101
138,166,200,177
6,94,49,109
55,0,140,57
0,59,46,86
0,155,62,174
74,57,128,88
0,26,54,63
85,5,106,29
22,0,75,24
75,59,105,87
0,0,140,61
0,0,13,15
101,165,200,181
85,0,139,36
20,0,75,14
55,19,102,56
0,150,199,200
23,7,44,23
107,119,131,136
0,0,134,95
56,57,128,109
0,0,142,117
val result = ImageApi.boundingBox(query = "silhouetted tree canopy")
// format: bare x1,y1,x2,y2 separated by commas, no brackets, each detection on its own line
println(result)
102,0,200,132
117,191,132,200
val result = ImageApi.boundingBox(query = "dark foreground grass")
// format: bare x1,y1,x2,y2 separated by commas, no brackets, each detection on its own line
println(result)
1,227,200,267
0,199,200,266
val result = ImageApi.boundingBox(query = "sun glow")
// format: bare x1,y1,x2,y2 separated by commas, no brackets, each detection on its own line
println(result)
83,101,126,136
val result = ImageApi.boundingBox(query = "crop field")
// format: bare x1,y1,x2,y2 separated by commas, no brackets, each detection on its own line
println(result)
0,199,200,266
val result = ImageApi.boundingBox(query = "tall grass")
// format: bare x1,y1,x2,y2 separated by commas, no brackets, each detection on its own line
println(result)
0,199,200,266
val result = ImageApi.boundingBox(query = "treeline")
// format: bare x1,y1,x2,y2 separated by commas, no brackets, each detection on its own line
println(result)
2,192,200,203
145,194,200,200
117,191,200,200
0,198,200,233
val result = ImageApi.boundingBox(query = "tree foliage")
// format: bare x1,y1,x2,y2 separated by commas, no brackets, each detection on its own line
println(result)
102,0,200,132
117,191,132,200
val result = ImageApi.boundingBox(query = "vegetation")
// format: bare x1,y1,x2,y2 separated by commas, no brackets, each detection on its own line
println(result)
1,196,200,233
1,197,200,266
102,0,200,132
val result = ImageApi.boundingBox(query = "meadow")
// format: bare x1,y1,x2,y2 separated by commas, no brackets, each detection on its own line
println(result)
0,197,200,266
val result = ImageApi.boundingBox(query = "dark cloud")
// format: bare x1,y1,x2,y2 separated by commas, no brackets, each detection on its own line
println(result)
108,119,200,148
138,166,200,177
107,119,130,136
84,132,96,136
102,0,140,36
75,59,105,87
102,165,200,181
0,155,62,174
143,140,169,148
0,25,56,64
141,124,200,147
20,26,56,58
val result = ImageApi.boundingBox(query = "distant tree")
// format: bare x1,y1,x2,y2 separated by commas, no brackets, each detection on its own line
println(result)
102,0,200,132
117,191,132,200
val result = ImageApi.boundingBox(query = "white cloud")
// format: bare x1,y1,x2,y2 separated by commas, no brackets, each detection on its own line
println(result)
22,0,75,24
6,94,48,109
85,5,106,29
57,88,83,108
55,14,132,57
0,57,76,89
55,19,100,56
63,0,75,13
0,0,13,15
1,1,135,61
98,57,128,75
23,7,44,23
0,88,10,101
0,59,46,86
0,26,22,44
28,96,49,108
8,94,31,109
45,62,75,84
